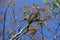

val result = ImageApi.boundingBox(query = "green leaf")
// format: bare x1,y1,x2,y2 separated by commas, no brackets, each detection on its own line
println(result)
52,2,58,8
57,0,60,4
24,10,31,14
42,0,48,4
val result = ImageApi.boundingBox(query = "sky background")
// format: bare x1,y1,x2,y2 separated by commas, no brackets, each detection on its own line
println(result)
0,0,60,40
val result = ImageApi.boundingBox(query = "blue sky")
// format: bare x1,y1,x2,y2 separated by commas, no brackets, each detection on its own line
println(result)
0,0,60,40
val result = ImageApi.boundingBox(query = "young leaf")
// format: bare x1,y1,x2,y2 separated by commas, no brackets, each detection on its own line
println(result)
57,0,60,5
52,2,58,8
27,25,37,35
30,10,35,15
24,15,29,20
28,25,37,32
42,0,48,4
24,5,29,8
44,9,51,19
24,10,31,14
42,36,46,40
33,4,38,9
38,8,45,12
0,16,4,22
32,37,36,40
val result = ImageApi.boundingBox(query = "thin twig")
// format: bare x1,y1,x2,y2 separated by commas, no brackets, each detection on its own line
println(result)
10,24,29,40
10,12,39,40
41,25,43,40
2,5,9,40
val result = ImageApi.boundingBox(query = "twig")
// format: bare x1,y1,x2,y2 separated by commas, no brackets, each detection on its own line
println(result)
10,12,39,40
53,32,60,40
40,25,43,40
10,24,29,40
53,25,60,40
2,5,9,40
